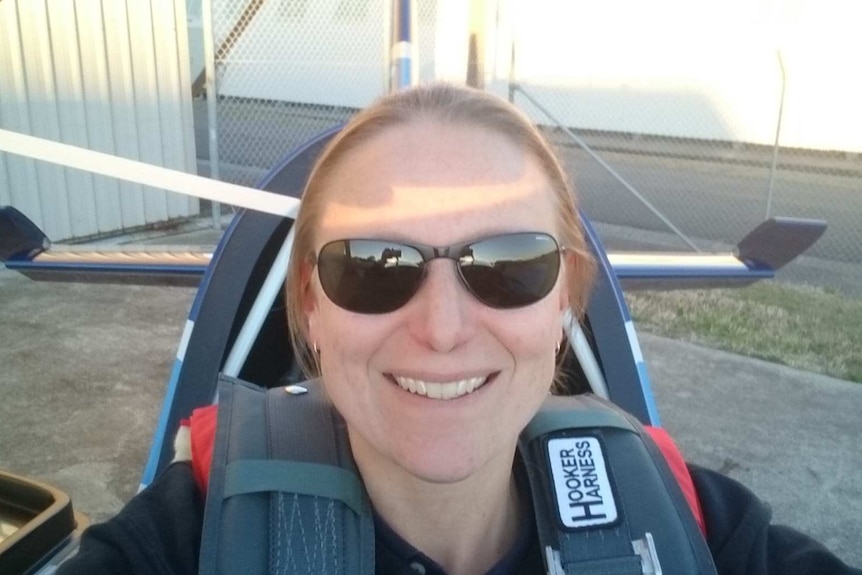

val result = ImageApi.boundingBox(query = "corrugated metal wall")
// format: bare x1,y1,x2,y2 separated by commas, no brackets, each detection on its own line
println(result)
0,0,198,242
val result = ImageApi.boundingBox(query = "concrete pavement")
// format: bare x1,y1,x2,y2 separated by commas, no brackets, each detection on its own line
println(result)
641,333,862,565
0,230,859,568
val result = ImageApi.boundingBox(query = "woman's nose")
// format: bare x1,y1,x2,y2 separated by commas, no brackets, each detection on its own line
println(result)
405,260,476,352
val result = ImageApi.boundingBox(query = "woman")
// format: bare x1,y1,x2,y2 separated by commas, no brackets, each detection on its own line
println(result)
58,84,859,575
285,82,592,575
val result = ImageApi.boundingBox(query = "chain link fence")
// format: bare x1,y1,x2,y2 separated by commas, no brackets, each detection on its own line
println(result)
201,0,385,188
200,0,440,188
510,82,862,268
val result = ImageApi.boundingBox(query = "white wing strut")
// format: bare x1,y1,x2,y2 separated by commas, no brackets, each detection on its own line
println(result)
0,129,299,219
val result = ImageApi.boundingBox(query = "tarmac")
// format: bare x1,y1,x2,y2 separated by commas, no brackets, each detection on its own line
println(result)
0,222,860,568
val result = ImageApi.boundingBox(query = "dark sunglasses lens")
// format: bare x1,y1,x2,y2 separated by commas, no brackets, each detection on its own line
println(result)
317,240,425,313
458,234,560,308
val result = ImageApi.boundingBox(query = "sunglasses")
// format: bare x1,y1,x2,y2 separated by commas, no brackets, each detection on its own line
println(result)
312,232,562,314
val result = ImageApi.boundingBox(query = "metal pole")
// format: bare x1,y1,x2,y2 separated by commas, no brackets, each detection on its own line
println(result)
508,42,516,103
513,86,701,252
766,50,786,220
202,0,221,228
389,0,418,92
507,5,516,104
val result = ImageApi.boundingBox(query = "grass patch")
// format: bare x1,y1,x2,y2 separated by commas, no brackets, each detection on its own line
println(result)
625,282,862,383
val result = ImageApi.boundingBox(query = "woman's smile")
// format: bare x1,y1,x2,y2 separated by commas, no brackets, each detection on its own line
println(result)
388,373,495,400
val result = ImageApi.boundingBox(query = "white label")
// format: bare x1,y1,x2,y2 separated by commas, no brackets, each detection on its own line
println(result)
548,437,618,529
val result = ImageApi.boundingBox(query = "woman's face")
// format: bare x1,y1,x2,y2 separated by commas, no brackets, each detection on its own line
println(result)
305,120,570,483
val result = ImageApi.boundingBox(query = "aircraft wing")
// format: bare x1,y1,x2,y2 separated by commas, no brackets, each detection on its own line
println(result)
610,217,826,290
1,205,825,290
0,206,209,287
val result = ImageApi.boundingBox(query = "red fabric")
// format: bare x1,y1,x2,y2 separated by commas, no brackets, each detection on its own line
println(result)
186,406,706,536
189,404,218,494
645,425,707,536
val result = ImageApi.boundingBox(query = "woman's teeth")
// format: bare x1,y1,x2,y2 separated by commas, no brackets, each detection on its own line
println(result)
392,376,487,400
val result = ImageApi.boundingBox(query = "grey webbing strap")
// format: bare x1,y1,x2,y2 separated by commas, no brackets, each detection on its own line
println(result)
199,376,271,575
521,395,643,575
556,540,642,575
522,449,642,575
223,459,367,515
265,381,347,464
521,464,642,575
264,381,375,575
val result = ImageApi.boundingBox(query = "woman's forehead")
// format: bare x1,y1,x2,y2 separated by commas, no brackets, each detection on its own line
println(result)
314,122,558,239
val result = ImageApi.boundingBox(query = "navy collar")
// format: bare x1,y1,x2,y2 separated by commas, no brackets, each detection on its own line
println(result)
372,461,538,575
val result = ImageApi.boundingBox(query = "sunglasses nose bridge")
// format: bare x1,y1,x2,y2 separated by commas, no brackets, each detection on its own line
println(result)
430,246,451,260
400,245,468,310
423,246,472,294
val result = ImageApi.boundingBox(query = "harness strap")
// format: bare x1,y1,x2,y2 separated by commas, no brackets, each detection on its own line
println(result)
199,376,268,575
263,381,375,575
198,376,374,575
521,398,643,575
223,460,367,515
520,394,716,575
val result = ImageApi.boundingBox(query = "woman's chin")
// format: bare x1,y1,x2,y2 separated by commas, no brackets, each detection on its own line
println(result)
385,434,511,486
394,452,484,485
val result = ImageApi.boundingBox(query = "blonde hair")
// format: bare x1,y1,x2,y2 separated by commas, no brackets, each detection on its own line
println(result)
286,83,595,377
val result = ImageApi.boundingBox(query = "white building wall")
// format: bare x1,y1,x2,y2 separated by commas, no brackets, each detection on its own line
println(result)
487,0,862,153
0,0,199,242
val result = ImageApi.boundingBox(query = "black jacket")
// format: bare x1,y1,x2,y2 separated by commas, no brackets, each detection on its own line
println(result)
57,462,859,575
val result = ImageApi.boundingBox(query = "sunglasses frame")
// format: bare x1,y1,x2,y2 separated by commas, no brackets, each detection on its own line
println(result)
311,232,563,313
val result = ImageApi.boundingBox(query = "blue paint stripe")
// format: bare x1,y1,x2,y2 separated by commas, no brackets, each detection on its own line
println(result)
141,358,184,487
6,260,206,275
396,59,412,89
636,361,661,427
614,265,773,281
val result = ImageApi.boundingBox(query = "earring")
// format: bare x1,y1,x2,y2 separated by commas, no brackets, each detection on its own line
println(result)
555,340,561,355
312,341,319,355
